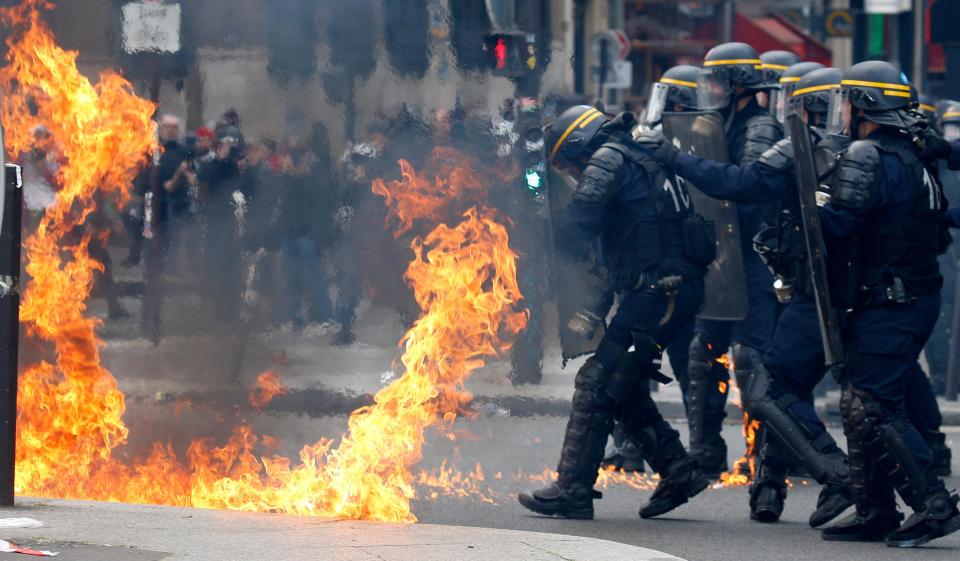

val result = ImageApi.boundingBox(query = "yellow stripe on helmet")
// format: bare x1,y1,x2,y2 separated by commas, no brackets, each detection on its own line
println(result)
761,63,790,71
659,77,698,89
920,103,936,113
779,76,802,84
550,109,603,161
792,84,840,97
883,90,912,98
943,111,960,118
841,79,911,92
704,58,762,67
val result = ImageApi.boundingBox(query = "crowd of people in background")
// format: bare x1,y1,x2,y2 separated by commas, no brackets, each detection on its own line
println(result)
18,101,550,354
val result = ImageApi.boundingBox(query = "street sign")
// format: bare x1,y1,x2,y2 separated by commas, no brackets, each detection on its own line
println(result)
122,1,181,54
605,60,633,89
864,0,911,14
609,29,631,60
825,9,854,38
590,30,632,91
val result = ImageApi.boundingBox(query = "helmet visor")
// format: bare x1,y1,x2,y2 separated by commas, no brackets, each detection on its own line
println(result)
774,82,799,124
697,69,733,111
643,82,671,127
826,86,851,137
944,123,960,142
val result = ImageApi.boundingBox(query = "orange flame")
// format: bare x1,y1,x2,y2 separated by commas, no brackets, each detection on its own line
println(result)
5,2,526,523
3,0,156,496
715,354,733,370
248,371,288,410
718,413,761,487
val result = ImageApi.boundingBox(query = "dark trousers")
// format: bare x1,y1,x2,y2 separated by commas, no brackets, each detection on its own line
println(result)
843,294,941,467
693,259,781,427
594,278,706,445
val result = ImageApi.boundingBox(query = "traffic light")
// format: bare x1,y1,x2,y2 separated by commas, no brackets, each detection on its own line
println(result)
516,97,546,195
483,32,534,78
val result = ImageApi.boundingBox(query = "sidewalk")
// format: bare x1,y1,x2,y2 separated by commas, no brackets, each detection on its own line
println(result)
95,327,960,425
0,498,683,561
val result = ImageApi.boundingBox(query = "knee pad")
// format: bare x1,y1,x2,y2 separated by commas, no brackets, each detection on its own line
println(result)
688,333,713,365
574,358,607,391
840,386,881,441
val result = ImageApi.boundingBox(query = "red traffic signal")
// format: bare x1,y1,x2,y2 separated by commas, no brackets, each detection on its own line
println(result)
483,32,534,78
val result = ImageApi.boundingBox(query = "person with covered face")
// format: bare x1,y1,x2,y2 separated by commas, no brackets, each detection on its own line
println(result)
518,105,716,520
808,61,959,547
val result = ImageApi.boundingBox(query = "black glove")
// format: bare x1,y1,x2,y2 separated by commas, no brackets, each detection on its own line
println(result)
635,130,680,167
918,127,952,163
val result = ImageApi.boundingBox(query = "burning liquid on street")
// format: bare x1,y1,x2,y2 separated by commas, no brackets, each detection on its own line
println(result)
3,0,526,522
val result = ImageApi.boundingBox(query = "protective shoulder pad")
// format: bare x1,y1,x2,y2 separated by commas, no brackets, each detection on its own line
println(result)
757,138,794,172
588,144,628,173
577,145,627,203
741,115,784,166
829,140,880,211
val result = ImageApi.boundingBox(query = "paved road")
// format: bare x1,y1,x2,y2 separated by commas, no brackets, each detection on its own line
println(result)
112,399,960,561
409,417,960,561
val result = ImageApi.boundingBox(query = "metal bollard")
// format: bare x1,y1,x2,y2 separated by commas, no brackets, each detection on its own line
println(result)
0,161,23,506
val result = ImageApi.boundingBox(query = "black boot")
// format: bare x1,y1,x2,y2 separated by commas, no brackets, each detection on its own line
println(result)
886,481,960,547
809,481,854,528
749,460,787,523
519,358,612,520
923,430,952,477
518,482,601,520
822,506,904,542
637,434,709,519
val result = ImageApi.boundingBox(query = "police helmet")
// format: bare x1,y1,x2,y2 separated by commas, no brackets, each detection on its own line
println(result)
545,105,610,171
642,64,700,126
939,102,960,141
826,61,920,136
772,62,825,123
759,50,801,88
917,93,937,122
792,68,843,127
697,42,764,110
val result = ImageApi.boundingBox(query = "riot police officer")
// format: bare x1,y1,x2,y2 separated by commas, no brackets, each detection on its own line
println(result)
602,63,703,474
814,61,960,547
682,42,784,482
638,64,854,527
757,50,801,113
518,105,715,520
772,61,825,125
641,64,701,129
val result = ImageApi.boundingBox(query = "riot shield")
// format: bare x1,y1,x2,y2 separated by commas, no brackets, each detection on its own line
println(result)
547,169,610,363
662,111,748,321
787,114,844,365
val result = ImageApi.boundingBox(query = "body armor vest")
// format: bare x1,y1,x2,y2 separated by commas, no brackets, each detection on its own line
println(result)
600,141,708,290
834,130,945,305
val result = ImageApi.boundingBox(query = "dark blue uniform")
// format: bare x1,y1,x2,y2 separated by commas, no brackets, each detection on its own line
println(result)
520,113,712,520
687,100,783,455
675,137,950,477
820,129,958,535
671,134,851,522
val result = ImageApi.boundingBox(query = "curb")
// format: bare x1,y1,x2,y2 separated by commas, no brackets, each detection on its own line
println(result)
1,498,686,561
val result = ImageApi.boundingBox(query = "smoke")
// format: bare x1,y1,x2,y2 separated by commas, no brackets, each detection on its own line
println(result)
11,0,545,461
